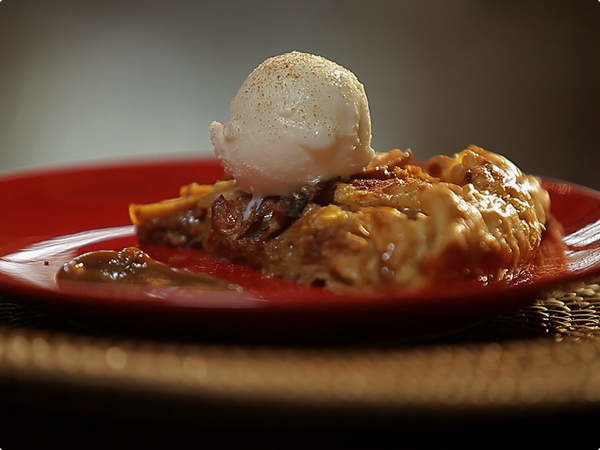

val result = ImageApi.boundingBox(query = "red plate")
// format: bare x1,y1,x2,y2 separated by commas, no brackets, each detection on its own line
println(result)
1,158,599,337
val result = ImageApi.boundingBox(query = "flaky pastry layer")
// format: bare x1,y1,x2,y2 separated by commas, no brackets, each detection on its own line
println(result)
130,146,550,288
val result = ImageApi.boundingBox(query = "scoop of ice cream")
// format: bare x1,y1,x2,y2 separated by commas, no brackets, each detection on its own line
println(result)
209,51,374,197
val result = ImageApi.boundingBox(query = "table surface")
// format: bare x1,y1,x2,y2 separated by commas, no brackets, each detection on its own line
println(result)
3,278,600,447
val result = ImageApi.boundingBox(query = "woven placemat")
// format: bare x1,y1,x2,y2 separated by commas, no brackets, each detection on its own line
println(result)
2,278,600,422
469,278,600,341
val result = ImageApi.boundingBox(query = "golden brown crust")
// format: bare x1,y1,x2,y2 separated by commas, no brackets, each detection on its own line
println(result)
130,146,551,289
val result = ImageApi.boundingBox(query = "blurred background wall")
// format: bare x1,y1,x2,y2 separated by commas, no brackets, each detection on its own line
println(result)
1,0,598,186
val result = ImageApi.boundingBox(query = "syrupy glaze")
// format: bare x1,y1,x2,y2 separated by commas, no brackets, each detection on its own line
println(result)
131,146,553,289
57,246,235,290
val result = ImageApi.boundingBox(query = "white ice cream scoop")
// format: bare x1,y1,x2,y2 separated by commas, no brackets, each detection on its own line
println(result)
209,51,374,197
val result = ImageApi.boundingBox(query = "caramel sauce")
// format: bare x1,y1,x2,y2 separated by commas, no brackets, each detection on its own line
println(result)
57,247,234,290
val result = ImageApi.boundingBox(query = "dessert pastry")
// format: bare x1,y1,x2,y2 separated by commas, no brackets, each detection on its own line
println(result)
130,51,551,289
130,146,550,288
